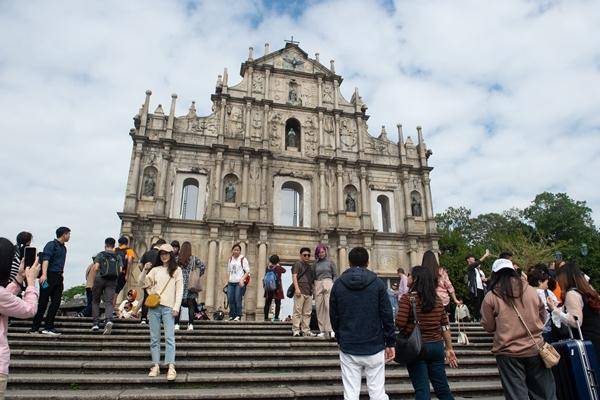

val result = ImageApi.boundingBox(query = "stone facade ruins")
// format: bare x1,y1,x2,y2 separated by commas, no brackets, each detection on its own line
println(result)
119,41,440,317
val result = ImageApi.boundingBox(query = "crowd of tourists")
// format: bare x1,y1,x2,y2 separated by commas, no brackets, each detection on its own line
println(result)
1,227,600,400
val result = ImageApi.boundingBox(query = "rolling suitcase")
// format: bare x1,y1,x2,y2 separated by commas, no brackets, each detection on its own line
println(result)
552,316,600,400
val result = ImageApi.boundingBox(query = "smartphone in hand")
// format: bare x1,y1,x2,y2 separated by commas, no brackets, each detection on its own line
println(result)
24,247,36,267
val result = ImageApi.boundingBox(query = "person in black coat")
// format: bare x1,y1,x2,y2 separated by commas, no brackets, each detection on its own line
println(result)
329,247,395,400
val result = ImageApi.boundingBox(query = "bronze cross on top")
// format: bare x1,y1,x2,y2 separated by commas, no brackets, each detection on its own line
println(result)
285,35,300,45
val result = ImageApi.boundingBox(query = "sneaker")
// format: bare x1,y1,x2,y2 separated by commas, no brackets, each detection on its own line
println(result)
28,329,39,334
103,321,113,335
91,325,100,332
272,317,281,322
293,332,301,337
174,324,180,331
330,331,335,338
140,319,148,325
233,316,241,321
317,332,326,338
41,329,61,336
167,364,177,381
187,324,194,331
228,317,235,321
148,364,160,377
303,331,317,337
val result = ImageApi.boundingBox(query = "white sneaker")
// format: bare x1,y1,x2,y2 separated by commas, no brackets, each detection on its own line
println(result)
148,364,160,377
174,324,180,331
187,324,194,331
103,321,113,335
91,325,100,331
304,331,317,337
317,332,326,338
140,320,147,325
330,331,335,338
233,316,241,321
41,329,61,336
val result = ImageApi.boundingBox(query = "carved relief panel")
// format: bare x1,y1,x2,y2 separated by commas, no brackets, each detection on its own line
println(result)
226,104,245,137
251,109,262,140
339,118,358,151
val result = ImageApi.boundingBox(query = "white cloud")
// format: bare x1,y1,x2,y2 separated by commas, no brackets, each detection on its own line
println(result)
0,0,599,289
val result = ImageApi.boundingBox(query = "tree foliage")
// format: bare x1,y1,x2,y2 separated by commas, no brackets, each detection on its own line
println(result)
437,192,600,300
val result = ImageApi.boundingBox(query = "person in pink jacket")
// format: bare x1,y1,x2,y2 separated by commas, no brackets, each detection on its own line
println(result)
0,237,40,396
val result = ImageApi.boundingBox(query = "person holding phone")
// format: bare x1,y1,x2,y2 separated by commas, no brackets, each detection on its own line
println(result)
0,237,40,396
30,227,70,335
10,232,32,284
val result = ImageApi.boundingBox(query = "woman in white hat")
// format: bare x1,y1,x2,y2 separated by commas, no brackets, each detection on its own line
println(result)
139,243,183,381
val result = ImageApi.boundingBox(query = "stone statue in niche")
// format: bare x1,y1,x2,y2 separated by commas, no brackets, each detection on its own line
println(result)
345,192,357,212
287,80,302,106
224,181,237,203
411,192,423,217
142,172,156,197
287,127,297,148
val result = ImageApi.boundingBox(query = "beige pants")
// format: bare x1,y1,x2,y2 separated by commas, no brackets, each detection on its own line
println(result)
0,373,6,400
314,278,333,333
292,293,312,334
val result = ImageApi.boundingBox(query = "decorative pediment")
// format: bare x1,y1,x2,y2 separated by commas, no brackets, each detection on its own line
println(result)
242,43,335,77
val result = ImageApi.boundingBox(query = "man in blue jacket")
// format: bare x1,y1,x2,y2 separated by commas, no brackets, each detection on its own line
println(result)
329,247,396,400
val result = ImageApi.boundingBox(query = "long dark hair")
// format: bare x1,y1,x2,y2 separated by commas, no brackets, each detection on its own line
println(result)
156,250,178,277
421,250,441,282
556,262,600,313
410,266,438,313
487,268,524,302
179,241,192,267
15,231,32,259
0,237,15,288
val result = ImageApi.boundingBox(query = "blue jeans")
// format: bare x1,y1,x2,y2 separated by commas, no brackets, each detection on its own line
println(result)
148,305,175,365
227,282,244,318
407,340,454,400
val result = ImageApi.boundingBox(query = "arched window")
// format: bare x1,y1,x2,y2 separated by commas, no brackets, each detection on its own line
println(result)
280,181,303,227
377,195,391,233
180,178,199,220
344,185,358,213
285,118,301,150
223,174,239,204
411,191,423,217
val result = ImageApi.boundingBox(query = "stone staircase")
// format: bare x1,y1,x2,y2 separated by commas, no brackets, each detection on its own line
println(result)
6,318,504,399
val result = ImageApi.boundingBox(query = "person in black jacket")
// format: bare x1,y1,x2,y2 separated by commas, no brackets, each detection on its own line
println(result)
329,247,395,400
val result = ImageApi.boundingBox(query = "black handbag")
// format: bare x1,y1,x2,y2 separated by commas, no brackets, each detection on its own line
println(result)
394,295,423,365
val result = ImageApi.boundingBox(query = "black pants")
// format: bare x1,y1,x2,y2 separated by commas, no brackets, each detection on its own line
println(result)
80,288,93,317
264,293,281,321
175,297,198,325
471,289,485,321
32,272,64,331
141,289,149,321
496,354,556,400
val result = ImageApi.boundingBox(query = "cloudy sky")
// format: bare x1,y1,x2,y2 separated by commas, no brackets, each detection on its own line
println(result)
1,0,599,289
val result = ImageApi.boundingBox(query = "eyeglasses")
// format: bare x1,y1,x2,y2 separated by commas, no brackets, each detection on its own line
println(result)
301,253,310,257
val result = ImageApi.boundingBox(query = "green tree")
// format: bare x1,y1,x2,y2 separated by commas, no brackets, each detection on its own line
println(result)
62,285,86,301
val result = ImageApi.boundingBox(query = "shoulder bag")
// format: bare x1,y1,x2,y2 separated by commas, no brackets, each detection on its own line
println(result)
394,295,423,365
456,308,470,345
511,301,560,368
144,276,173,309
188,257,205,293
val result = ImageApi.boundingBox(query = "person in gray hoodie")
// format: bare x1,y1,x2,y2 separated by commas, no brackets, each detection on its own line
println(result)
313,244,337,339
329,247,395,400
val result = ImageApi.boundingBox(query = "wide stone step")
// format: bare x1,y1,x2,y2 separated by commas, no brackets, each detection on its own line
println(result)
7,368,500,390
5,381,504,399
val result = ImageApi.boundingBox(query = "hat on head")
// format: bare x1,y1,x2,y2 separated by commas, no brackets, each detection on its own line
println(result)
158,243,174,253
492,258,514,273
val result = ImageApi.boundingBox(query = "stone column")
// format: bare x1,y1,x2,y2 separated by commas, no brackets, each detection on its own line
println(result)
255,233,268,312
124,143,143,213
318,160,328,227
334,114,340,153
244,100,251,147
240,153,250,219
318,111,324,151
205,239,219,311
165,94,177,140
246,66,253,97
317,76,323,107
154,147,171,215
217,99,227,144
333,79,339,109
336,163,344,213
338,233,348,274
259,154,269,220
212,152,223,217
359,165,371,229
265,69,271,101
139,90,152,137
423,174,436,233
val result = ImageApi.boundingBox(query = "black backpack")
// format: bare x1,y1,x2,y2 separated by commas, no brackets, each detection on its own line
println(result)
98,252,122,280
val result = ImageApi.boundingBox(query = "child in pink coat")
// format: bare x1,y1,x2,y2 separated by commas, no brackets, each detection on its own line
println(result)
0,237,40,396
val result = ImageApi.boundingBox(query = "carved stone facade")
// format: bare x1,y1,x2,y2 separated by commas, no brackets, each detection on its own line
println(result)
119,42,440,318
